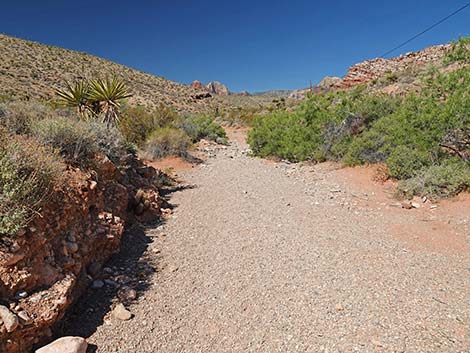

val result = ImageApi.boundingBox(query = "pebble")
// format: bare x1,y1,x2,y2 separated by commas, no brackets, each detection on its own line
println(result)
111,303,133,321
91,280,104,289
18,311,33,325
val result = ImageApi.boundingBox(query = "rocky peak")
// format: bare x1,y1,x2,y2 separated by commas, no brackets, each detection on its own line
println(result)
206,81,229,96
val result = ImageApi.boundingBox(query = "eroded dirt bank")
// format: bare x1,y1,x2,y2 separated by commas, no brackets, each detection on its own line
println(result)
65,131,469,352
0,155,164,353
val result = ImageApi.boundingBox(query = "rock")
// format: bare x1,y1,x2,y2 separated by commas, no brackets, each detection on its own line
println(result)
16,290,28,299
190,80,207,91
35,336,87,353
118,287,137,301
206,81,229,96
335,304,344,311
401,201,413,210
18,311,33,325
89,180,98,190
65,241,79,254
411,202,421,209
87,262,102,277
91,280,104,289
0,305,19,332
111,303,132,321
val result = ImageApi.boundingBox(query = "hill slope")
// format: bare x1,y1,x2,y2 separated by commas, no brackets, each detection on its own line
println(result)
0,34,231,114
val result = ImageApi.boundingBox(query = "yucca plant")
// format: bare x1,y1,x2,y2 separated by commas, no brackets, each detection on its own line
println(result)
88,77,132,127
55,80,92,119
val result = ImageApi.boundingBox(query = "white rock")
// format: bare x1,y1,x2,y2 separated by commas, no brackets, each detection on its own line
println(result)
35,336,87,353
0,305,19,332
111,303,132,321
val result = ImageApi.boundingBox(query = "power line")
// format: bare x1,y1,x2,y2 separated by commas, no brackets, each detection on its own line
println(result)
379,2,470,58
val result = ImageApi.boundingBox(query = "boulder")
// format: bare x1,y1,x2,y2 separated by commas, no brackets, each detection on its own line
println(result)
206,81,229,96
35,337,87,353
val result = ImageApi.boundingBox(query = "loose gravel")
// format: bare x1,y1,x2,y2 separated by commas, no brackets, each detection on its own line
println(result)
66,136,469,353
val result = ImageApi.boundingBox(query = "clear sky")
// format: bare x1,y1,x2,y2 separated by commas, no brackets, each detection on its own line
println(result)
2,1,470,92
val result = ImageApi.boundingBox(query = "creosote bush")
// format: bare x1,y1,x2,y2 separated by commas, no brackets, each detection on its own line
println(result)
0,130,64,235
143,127,192,159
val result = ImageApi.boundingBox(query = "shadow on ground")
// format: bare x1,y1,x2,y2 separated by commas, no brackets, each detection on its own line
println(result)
53,184,195,352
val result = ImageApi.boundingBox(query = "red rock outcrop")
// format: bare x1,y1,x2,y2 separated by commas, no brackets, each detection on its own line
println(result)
0,155,164,353
339,44,450,88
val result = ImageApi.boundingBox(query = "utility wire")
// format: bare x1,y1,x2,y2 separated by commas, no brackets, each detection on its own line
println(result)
379,2,470,58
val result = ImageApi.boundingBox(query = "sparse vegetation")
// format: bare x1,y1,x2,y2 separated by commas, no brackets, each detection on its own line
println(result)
143,127,192,159
0,130,64,235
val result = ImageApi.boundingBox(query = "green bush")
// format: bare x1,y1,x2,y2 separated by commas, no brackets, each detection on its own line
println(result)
444,36,470,64
248,111,317,162
397,160,470,199
247,62,470,198
386,146,429,179
119,104,180,146
178,115,227,144
143,127,192,159
0,130,64,235
32,117,99,167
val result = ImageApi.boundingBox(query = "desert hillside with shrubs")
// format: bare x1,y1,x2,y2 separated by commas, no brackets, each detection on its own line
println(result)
248,38,470,199
0,34,235,115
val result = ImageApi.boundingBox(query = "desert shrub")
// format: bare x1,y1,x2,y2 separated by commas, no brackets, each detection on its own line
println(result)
397,160,470,199
0,130,64,235
143,127,192,159
89,122,136,165
224,107,261,126
32,117,99,167
0,101,55,134
177,115,227,144
386,146,430,179
444,36,470,64
119,104,179,145
248,111,317,161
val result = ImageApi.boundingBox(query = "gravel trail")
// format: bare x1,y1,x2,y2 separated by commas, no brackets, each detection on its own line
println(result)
68,134,469,353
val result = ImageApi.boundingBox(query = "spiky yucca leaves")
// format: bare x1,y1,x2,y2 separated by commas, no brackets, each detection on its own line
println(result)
88,77,132,127
55,80,92,119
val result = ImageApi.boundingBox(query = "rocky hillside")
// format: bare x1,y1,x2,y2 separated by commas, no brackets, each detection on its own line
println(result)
0,34,231,114
289,44,453,100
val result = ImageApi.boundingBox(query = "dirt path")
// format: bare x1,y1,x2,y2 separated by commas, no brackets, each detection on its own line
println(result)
66,131,469,352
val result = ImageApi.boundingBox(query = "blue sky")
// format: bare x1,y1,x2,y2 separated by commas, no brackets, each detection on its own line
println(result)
2,1,470,92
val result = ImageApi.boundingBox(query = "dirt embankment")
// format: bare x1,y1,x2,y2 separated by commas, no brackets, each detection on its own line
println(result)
0,154,164,353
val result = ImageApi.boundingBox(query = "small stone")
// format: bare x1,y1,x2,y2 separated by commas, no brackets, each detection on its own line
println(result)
16,291,28,299
18,311,32,325
118,287,137,301
0,305,19,332
104,279,118,287
401,202,413,209
35,336,87,353
65,242,79,254
411,202,420,209
111,303,132,321
89,180,98,190
430,205,438,209
335,303,345,311
91,280,104,289
167,265,179,273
